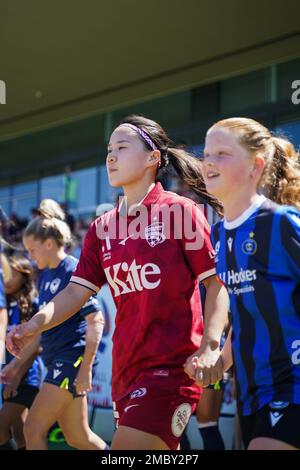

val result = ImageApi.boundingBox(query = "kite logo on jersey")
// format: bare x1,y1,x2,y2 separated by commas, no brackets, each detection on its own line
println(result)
171,403,192,437
104,260,161,297
145,222,166,247
50,278,61,294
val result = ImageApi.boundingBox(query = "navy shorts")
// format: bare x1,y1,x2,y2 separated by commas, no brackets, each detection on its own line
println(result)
44,354,85,398
239,401,300,449
3,382,39,409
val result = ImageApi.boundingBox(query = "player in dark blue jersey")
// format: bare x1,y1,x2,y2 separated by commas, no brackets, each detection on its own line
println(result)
0,252,8,371
196,117,300,450
12,199,108,450
0,252,10,445
0,255,43,450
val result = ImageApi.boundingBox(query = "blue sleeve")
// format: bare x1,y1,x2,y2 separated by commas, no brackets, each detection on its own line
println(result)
0,258,6,308
280,209,300,280
80,295,102,318
210,224,216,247
30,298,40,317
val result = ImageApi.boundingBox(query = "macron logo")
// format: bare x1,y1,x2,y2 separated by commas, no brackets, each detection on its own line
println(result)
104,260,161,297
270,411,283,427
53,369,62,379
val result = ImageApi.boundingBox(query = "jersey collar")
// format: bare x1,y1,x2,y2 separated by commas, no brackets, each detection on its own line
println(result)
224,195,266,230
118,182,164,217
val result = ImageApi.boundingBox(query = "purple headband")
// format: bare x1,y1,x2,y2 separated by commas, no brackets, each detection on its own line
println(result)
120,123,158,151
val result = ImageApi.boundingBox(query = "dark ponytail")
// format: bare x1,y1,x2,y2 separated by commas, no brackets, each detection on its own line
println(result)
167,147,223,214
7,255,37,322
119,115,223,215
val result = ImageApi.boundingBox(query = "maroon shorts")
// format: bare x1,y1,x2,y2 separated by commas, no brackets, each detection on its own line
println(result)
113,373,201,450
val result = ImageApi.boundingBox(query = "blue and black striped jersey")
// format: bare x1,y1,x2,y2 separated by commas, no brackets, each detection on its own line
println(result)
212,196,300,416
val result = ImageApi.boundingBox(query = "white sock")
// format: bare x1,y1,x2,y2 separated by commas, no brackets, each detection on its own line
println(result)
197,421,217,429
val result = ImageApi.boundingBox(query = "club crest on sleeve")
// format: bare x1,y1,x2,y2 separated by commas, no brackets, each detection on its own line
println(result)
50,278,61,294
145,222,166,247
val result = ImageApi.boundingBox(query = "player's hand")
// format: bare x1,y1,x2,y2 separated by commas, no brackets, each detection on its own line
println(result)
74,365,92,395
0,361,19,384
184,347,223,388
195,353,224,388
2,376,21,400
183,355,199,380
6,322,38,358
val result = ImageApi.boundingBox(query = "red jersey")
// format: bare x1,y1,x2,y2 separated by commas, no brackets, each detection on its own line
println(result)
71,183,216,400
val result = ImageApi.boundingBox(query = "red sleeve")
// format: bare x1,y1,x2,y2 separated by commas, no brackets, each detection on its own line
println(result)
70,221,106,293
178,202,216,281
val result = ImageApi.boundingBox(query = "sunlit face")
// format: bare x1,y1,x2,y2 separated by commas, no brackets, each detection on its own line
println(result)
203,126,254,202
4,267,24,295
106,126,153,187
23,236,51,270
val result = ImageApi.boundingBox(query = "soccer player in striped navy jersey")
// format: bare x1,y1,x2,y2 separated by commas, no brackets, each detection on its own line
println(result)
7,115,229,450
197,117,300,450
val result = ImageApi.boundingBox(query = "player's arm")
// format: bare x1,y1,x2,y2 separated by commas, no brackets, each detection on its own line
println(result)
220,326,233,371
200,275,229,353
0,307,8,366
184,275,229,387
6,283,92,358
74,311,105,395
0,334,41,384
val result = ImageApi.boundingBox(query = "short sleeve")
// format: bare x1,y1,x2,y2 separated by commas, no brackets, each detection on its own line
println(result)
30,298,40,317
280,210,300,280
80,295,102,318
70,221,106,293
0,257,6,309
179,202,216,282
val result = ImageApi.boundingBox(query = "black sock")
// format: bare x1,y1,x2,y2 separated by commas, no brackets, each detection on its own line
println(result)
199,425,225,450
180,430,191,450
0,439,17,450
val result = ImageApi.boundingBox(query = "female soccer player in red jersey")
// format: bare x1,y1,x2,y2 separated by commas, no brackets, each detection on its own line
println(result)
6,115,229,450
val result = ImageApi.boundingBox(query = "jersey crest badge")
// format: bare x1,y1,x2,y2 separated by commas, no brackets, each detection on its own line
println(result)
50,278,61,294
242,238,257,255
145,222,166,247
